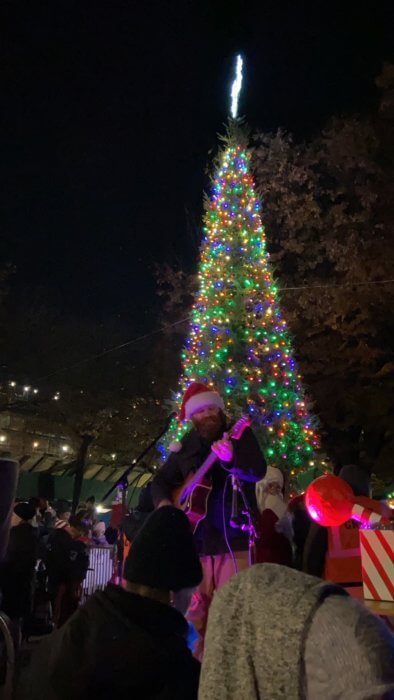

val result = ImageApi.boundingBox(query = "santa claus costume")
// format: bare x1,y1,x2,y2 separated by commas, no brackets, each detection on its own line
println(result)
255,466,293,566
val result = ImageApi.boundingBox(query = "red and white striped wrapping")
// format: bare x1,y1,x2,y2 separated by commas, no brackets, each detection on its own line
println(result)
359,528,394,602
351,504,390,527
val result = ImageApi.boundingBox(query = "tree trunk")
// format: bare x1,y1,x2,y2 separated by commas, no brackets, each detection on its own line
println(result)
72,434,96,514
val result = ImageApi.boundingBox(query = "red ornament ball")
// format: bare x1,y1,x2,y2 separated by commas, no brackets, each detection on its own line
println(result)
305,474,354,527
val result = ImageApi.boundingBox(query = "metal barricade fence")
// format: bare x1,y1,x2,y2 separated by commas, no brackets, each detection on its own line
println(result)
82,545,116,602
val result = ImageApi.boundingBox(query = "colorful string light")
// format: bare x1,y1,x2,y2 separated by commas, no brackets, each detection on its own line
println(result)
160,138,320,475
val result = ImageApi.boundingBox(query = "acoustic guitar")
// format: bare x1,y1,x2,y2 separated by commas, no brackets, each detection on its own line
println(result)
173,415,252,533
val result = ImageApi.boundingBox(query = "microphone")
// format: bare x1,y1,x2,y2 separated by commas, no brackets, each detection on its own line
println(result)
230,474,240,529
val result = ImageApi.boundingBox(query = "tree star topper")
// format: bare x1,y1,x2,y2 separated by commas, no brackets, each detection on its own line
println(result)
230,54,243,119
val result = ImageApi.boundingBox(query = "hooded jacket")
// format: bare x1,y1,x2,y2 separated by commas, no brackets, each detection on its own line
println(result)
199,564,394,700
44,527,89,589
27,583,200,700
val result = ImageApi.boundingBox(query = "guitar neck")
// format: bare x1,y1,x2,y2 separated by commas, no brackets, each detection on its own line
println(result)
187,421,241,490
183,417,250,495
187,450,218,491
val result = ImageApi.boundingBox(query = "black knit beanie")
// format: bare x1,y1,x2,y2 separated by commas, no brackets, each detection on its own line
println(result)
123,506,202,592
14,501,36,521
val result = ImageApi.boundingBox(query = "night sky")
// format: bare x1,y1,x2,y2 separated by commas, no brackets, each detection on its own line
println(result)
2,0,393,332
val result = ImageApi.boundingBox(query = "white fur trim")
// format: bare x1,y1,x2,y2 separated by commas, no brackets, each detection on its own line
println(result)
261,466,284,488
263,494,288,520
185,391,224,419
256,467,285,513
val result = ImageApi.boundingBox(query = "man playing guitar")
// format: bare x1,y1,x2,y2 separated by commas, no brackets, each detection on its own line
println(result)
151,382,266,658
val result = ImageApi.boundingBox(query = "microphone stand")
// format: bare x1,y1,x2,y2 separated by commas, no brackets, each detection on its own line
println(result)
101,413,175,582
101,413,175,504
230,474,258,567
239,480,258,566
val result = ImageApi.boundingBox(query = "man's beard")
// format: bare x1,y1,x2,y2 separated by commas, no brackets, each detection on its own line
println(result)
195,413,225,442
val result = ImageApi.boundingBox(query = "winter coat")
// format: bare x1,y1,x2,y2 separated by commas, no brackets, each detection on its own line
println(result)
0,522,38,618
288,496,311,571
27,584,200,700
199,564,394,700
151,426,266,555
44,528,89,590
255,508,293,566
0,459,18,562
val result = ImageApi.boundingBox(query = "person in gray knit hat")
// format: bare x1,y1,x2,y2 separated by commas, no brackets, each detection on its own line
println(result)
199,564,394,700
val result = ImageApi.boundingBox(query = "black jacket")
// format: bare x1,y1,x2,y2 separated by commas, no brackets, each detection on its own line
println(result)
302,522,328,577
151,426,266,555
0,522,38,618
44,528,89,589
27,584,200,700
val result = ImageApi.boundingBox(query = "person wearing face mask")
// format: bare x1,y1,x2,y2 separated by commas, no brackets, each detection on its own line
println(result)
151,382,266,657
255,466,293,567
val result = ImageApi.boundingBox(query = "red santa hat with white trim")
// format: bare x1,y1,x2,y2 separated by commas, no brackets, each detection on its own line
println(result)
179,382,224,421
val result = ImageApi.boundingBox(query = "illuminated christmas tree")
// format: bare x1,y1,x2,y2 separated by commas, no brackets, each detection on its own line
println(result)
161,57,320,479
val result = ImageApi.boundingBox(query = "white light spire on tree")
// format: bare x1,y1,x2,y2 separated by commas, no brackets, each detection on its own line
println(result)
230,54,243,118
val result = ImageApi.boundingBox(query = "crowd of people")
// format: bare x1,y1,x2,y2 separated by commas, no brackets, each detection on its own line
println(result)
0,381,393,698
24,507,394,699
0,493,113,649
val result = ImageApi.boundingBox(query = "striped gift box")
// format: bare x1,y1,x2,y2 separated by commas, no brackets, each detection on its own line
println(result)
359,528,394,602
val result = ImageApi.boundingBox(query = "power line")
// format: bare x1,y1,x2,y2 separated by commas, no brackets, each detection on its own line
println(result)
35,277,394,383
36,316,191,381
281,278,394,292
